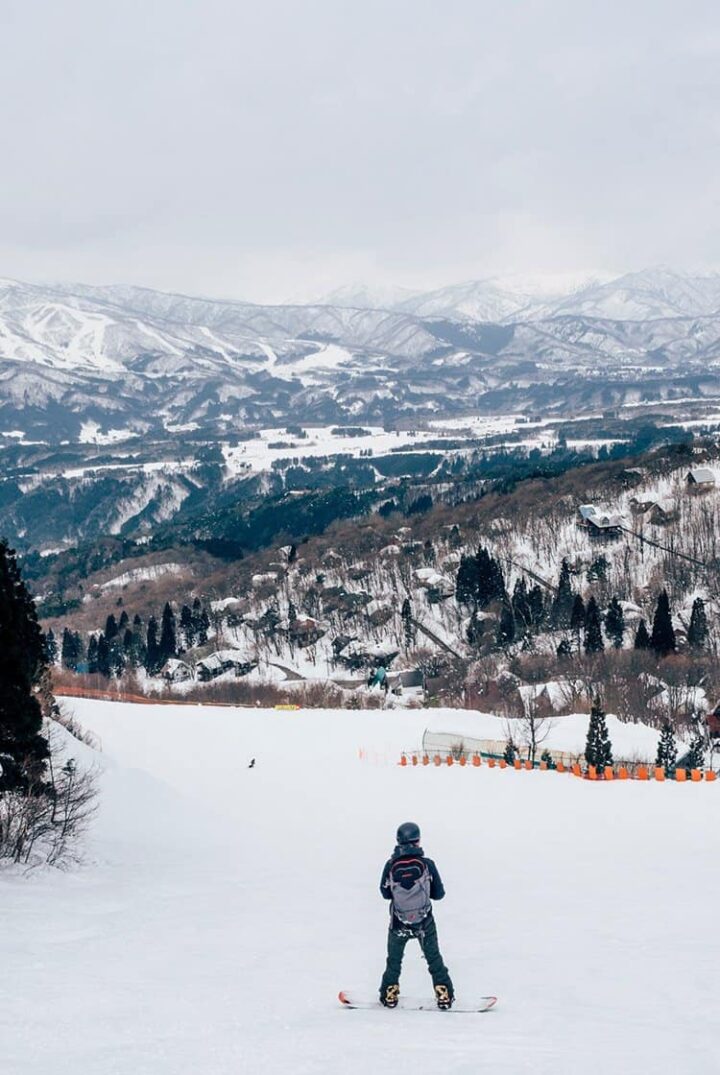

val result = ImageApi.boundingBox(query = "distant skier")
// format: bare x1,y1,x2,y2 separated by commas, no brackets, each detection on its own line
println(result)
379,822,454,1009
248,758,255,769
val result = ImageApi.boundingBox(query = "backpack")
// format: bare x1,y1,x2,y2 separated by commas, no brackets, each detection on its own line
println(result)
388,857,432,926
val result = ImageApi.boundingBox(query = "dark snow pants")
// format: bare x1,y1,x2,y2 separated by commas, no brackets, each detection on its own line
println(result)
380,916,453,997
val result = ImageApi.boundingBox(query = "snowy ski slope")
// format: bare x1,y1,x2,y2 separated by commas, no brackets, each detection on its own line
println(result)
1,700,719,1074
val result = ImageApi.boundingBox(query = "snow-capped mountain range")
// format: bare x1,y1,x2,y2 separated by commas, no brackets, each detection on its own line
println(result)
2,268,720,440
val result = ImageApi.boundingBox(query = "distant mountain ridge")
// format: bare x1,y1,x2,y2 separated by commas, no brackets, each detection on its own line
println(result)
1,268,720,441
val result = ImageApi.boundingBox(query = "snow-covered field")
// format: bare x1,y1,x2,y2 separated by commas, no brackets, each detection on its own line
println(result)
2,700,719,1074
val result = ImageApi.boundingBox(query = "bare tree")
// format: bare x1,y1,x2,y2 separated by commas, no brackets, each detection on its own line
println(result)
0,728,99,869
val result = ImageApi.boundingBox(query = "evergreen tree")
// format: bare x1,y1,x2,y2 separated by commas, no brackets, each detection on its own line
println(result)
585,698,613,770
423,540,435,565
192,598,209,645
634,619,651,650
44,627,58,665
145,617,161,674
503,740,517,764
61,627,77,666
583,596,605,654
685,729,706,770
475,547,504,607
455,553,479,606
650,590,676,657
0,540,50,791
655,720,677,777
605,597,625,649
61,627,81,671
122,628,134,655
550,558,574,629
496,601,516,649
528,585,546,632
401,598,414,649
130,614,146,663
687,597,709,652
108,636,126,677
159,603,177,665
87,635,99,675
96,634,112,677
118,610,130,631
586,555,609,583
511,578,532,637
570,594,586,641
180,604,194,649
104,614,119,642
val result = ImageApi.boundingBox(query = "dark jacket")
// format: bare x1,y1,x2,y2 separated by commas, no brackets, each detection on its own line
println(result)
380,843,445,928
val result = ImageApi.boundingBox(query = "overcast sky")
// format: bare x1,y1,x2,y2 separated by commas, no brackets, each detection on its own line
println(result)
1,0,718,302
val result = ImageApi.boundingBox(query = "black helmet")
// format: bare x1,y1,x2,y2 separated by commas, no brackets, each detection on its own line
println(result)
396,821,420,845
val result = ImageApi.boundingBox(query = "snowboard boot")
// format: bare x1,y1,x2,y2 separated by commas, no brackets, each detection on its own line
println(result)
381,984,400,1008
434,984,453,1010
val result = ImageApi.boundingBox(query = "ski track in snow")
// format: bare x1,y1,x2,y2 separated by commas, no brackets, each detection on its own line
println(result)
2,700,719,1074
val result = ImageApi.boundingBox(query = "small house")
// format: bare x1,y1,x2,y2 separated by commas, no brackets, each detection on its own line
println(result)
578,504,623,538
287,616,327,648
687,468,716,490
196,650,257,682
161,658,194,683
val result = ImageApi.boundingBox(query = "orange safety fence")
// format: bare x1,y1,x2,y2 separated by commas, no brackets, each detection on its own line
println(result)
397,752,719,783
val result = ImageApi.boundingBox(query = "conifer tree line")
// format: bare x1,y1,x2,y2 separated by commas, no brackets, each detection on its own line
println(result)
455,547,702,658
59,598,212,678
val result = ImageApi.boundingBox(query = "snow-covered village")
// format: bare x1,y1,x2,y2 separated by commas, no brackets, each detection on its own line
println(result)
4,4,720,1073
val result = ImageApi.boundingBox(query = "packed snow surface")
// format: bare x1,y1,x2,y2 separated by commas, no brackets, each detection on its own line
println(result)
2,700,719,1074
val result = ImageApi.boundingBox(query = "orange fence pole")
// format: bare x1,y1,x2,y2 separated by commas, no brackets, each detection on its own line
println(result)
691,769,702,782
513,759,521,770
637,766,648,781
524,760,533,771
618,767,628,780
422,755,429,766
572,763,581,777
654,767,665,782
676,768,687,782
488,758,496,768
434,755,441,767
556,761,565,773
604,766,614,780
587,765,597,781
459,755,466,767
472,754,481,767
706,770,717,782
447,755,454,766
400,755,407,767
499,759,507,769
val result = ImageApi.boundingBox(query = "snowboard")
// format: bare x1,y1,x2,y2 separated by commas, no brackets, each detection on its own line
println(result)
338,990,497,1013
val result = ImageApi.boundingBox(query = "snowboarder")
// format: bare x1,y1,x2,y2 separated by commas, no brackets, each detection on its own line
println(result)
379,822,454,1009
248,758,256,769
